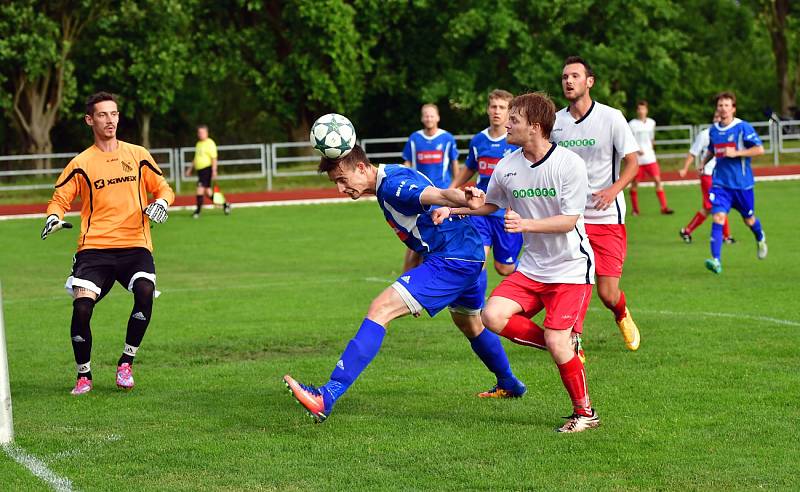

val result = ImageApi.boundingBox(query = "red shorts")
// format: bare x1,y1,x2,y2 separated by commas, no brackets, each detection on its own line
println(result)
700,174,713,210
584,224,627,277
636,162,661,181
491,271,593,332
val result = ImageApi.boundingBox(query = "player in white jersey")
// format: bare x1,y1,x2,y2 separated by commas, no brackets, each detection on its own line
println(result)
550,56,641,351
434,92,599,433
678,111,733,244
628,101,673,215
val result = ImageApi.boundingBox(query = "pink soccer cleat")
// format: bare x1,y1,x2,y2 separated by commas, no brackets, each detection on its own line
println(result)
71,377,93,396
116,363,135,390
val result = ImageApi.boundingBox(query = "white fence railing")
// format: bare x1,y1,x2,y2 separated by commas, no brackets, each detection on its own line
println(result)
2,120,800,193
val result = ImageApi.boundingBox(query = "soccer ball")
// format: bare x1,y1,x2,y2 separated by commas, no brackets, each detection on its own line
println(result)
310,113,357,159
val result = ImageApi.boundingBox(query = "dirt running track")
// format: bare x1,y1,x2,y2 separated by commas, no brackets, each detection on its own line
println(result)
2,165,799,217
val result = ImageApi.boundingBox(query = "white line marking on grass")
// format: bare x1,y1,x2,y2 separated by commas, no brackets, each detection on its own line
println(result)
363,277,394,283
2,442,75,492
589,307,800,327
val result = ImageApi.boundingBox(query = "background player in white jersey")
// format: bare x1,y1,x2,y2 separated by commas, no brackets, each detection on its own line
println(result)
450,89,522,295
628,101,673,215
678,111,734,244
434,92,599,432
550,56,641,351
401,104,460,272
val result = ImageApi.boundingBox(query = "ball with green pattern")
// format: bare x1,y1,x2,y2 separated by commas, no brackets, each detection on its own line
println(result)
310,113,357,159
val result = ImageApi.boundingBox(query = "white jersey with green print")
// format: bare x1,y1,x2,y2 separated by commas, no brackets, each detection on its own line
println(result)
551,101,639,225
486,145,595,285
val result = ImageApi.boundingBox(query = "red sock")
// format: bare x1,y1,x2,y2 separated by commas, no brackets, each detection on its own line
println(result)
557,355,591,415
723,217,731,238
630,189,639,214
499,315,546,349
685,212,706,234
611,291,627,321
656,189,668,210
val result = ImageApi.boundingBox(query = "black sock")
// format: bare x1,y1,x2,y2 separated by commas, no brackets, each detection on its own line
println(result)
195,194,203,213
119,279,154,366
71,298,94,380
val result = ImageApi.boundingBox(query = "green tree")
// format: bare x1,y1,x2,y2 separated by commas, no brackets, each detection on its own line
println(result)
89,0,195,148
0,1,103,162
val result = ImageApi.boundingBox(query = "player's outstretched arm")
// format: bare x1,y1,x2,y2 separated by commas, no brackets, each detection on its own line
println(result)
504,208,579,234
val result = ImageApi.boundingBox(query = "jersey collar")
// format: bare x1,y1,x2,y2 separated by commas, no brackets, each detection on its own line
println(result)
376,164,388,191
714,117,742,131
528,143,557,169
480,128,508,142
416,128,446,140
568,100,595,124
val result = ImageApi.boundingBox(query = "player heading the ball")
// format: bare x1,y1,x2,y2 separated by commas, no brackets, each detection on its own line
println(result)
284,144,526,423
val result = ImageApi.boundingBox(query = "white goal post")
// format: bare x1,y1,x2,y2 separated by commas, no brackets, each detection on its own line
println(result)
0,281,14,443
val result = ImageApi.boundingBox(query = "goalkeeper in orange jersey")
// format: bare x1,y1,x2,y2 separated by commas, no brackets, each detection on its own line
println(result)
41,92,175,395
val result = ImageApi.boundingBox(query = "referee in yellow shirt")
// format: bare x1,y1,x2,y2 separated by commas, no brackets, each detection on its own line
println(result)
187,124,230,218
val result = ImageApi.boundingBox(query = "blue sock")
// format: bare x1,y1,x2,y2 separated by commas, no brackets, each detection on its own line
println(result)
477,268,488,297
469,328,515,387
323,318,386,407
749,218,764,241
711,222,723,260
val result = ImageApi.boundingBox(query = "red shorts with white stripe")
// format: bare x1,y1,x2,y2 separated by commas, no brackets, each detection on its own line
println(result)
585,224,627,278
636,162,661,181
701,174,713,210
490,271,593,332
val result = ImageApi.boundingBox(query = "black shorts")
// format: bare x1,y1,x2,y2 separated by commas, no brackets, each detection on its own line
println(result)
66,247,156,301
197,167,212,187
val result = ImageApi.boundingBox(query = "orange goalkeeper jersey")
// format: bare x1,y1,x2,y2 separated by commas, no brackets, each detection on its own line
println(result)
46,141,175,252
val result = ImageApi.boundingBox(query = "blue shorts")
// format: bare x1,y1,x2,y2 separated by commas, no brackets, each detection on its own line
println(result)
470,215,523,265
391,255,484,317
709,186,755,218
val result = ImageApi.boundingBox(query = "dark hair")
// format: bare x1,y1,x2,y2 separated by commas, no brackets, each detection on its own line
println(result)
637,100,648,107
197,124,209,130
85,92,117,115
714,91,736,107
318,144,370,174
563,56,594,78
509,92,557,139
488,89,514,103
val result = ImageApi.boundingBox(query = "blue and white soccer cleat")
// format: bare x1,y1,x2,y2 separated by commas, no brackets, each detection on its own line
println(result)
283,375,330,423
705,258,722,274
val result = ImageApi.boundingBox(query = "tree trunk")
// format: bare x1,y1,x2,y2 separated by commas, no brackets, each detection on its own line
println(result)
139,111,152,149
763,0,793,117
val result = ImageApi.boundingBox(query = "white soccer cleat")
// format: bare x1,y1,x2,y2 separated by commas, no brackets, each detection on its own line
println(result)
757,233,767,260
556,409,601,433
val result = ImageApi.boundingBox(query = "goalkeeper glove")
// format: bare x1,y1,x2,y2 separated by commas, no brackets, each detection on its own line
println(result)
41,214,73,240
144,198,169,224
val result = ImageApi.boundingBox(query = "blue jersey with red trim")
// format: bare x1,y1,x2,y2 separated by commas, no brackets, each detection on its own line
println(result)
375,164,483,262
401,129,459,188
707,118,762,190
465,129,518,217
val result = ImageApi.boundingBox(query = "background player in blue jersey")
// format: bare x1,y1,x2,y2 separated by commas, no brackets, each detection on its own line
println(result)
450,89,522,295
283,145,526,423
701,91,767,274
401,104,461,272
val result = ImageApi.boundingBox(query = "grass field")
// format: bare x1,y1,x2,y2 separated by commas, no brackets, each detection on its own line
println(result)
1,180,799,491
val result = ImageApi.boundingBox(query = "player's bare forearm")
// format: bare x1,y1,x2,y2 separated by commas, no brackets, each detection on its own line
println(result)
728,145,764,158
449,166,476,189
509,214,579,234
421,187,475,207
615,153,639,191
402,160,412,168
451,204,498,216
